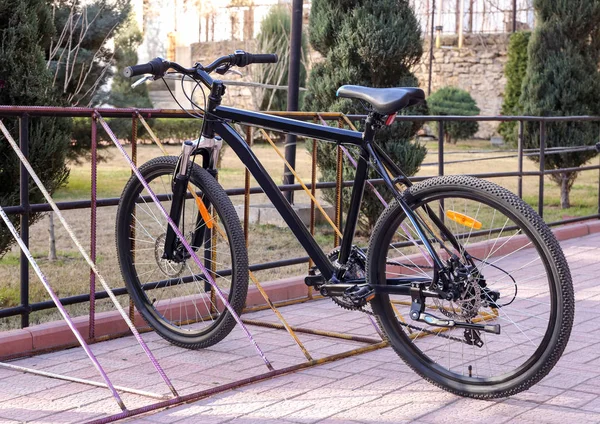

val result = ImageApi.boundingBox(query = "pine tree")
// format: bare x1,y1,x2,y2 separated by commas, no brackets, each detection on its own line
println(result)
304,0,426,231
0,0,70,257
521,0,600,209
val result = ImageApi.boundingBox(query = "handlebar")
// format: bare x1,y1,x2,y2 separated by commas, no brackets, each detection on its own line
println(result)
123,50,278,81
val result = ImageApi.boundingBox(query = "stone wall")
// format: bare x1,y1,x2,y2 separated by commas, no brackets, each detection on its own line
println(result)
414,34,510,138
189,34,510,139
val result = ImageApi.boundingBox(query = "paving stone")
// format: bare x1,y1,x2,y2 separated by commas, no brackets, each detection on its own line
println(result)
3,233,600,422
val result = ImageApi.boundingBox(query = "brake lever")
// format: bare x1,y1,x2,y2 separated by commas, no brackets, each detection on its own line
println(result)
131,75,154,88
225,69,243,77
215,64,234,75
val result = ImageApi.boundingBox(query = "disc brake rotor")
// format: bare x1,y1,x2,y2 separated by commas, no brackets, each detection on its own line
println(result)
154,233,185,277
433,277,482,320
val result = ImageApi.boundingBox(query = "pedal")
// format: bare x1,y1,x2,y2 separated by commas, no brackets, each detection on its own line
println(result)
343,285,375,307
304,273,325,288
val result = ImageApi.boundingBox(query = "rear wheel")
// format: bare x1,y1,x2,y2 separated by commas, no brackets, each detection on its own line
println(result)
367,176,574,398
116,156,248,349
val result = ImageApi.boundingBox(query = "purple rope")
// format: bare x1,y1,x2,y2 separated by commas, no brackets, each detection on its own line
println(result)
0,207,126,411
96,114,274,371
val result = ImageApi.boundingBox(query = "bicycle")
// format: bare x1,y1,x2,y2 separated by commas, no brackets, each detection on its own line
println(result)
116,50,574,398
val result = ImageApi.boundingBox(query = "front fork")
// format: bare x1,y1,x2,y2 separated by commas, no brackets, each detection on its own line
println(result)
162,136,223,265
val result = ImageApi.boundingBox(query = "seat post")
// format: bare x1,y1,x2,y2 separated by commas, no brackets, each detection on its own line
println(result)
362,112,378,144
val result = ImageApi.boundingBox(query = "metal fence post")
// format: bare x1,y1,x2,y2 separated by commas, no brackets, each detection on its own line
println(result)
512,0,517,32
428,0,436,95
19,113,30,328
89,113,97,339
517,120,524,198
539,120,546,218
438,120,445,221
438,120,444,176
129,114,138,322
283,0,304,204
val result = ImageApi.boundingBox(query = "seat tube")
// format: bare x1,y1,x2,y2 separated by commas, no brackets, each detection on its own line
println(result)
338,147,369,265
339,115,375,265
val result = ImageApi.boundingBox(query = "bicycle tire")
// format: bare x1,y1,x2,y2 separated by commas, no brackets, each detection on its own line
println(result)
367,175,574,398
116,156,248,349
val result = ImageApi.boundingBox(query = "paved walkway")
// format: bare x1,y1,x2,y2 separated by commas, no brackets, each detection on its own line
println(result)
0,233,600,423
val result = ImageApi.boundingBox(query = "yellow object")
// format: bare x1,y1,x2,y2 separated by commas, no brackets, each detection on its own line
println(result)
446,210,482,230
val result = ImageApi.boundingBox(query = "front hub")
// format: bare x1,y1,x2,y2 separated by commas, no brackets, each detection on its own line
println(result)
155,233,185,277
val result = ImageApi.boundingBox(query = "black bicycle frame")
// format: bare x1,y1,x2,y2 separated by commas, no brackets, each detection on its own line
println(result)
196,103,445,282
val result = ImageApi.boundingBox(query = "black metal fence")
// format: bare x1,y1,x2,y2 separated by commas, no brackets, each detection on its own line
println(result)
0,106,599,332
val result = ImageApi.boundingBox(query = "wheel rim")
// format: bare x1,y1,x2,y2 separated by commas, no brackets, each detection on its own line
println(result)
123,164,236,339
374,189,558,385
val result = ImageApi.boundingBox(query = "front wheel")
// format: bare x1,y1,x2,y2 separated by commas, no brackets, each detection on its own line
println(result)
367,175,574,398
116,156,248,349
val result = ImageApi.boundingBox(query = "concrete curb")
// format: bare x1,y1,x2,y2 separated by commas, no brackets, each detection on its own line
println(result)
1,219,598,359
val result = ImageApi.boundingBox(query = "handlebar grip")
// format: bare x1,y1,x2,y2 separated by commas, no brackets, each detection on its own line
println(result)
247,53,278,65
124,63,153,78
123,57,168,78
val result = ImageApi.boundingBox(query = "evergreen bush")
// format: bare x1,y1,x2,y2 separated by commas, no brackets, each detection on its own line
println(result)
428,87,479,144
0,0,71,257
498,31,531,146
521,0,600,209
304,0,426,231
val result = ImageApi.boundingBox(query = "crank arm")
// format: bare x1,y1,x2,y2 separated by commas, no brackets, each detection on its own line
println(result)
415,311,501,335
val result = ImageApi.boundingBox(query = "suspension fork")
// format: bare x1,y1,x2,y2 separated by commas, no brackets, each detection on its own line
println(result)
162,141,196,261
162,137,223,263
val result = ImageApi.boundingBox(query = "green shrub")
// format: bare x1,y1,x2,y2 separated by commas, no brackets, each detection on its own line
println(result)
498,31,531,146
428,87,480,144
304,0,427,232
521,0,600,209
150,118,203,142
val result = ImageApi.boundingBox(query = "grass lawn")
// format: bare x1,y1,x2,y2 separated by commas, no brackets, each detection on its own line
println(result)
0,136,597,329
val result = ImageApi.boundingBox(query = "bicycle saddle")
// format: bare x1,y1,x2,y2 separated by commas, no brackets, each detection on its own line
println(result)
336,85,425,115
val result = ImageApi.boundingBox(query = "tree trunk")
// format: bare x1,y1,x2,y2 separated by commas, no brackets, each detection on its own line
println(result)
48,212,57,261
560,174,571,209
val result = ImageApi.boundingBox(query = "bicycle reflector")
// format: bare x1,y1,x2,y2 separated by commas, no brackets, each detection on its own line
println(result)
385,113,397,126
446,210,482,230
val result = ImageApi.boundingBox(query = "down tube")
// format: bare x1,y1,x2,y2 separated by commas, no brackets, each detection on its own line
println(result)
215,121,335,280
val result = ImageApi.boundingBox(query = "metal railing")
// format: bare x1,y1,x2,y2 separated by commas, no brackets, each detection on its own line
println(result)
411,0,535,35
0,105,599,334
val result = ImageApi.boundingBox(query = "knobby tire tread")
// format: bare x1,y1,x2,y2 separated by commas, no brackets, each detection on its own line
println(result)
115,156,248,349
367,175,574,398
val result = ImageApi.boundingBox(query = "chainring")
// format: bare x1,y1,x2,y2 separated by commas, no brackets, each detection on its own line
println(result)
327,247,369,312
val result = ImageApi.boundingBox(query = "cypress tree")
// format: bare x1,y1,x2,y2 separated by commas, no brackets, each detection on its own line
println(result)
521,0,600,209
0,0,70,256
498,31,531,146
304,0,426,231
